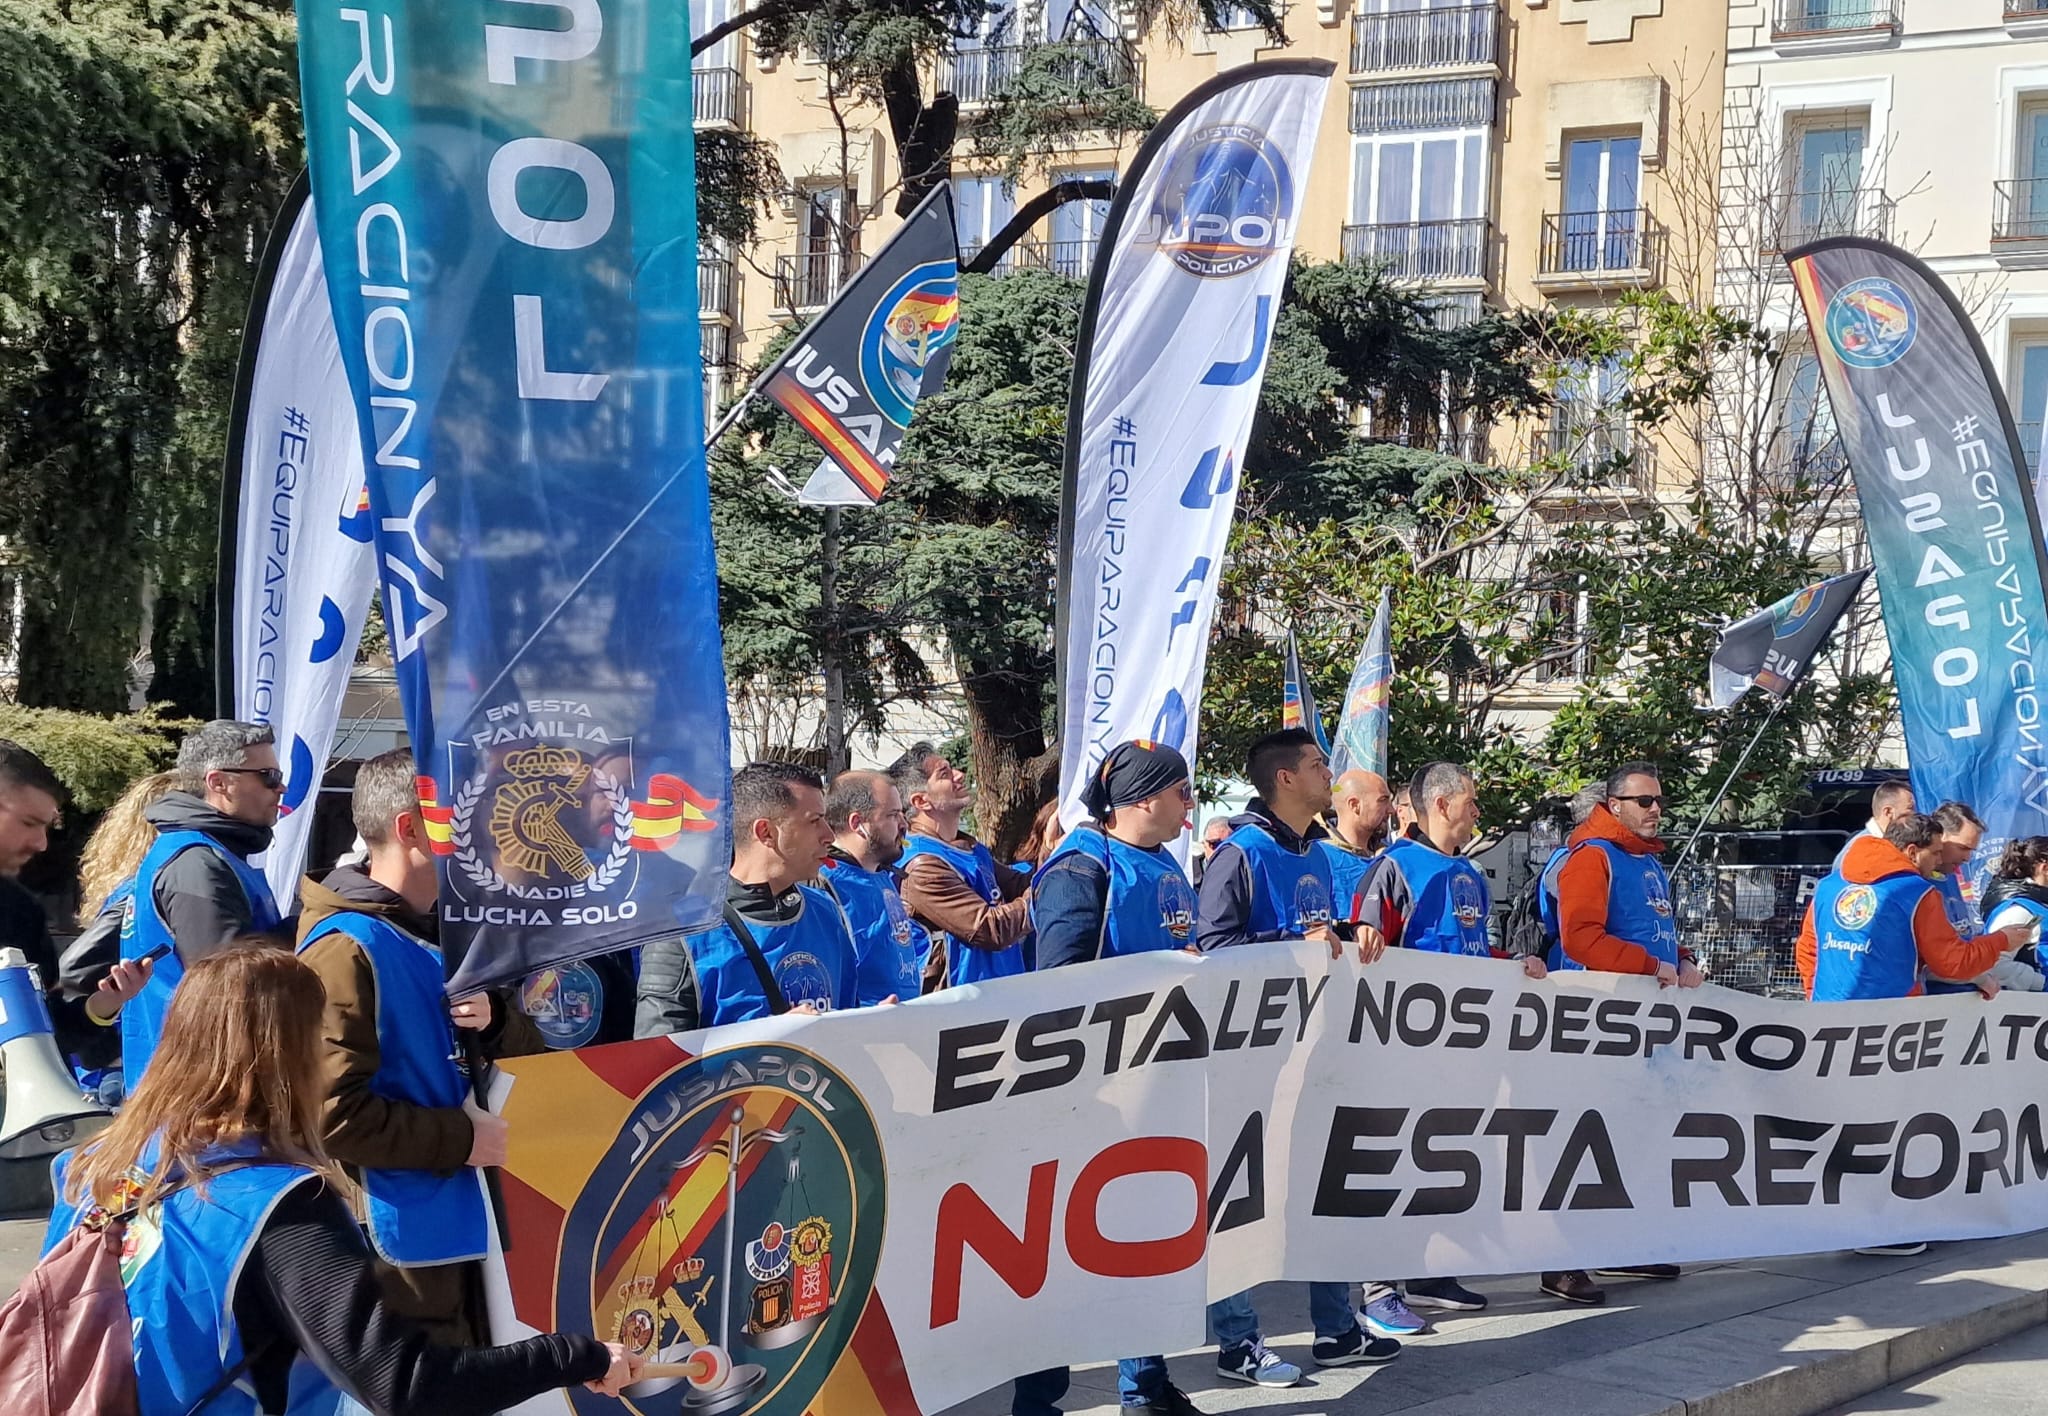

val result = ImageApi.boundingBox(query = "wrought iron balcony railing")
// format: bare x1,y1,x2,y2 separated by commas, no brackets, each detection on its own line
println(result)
1534,424,1656,496
1537,207,1664,280
774,249,859,311
936,39,1139,106
698,256,737,319
1769,187,1894,251
2011,0,2048,16
692,66,742,126
1350,0,1499,73
1339,217,1489,281
1994,178,2048,243
1772,0,1903,38
999,238,1097,279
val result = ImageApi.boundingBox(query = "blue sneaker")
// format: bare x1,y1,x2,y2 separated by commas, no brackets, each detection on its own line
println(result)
1216,1340,1302,1388
1361,1292,1428,1338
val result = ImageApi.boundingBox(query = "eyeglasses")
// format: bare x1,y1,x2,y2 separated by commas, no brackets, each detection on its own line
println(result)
1614,794,1665,809
216,767,286,791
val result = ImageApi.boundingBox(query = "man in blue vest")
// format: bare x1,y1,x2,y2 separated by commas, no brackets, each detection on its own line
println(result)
122,719,287,1082
1355,760,1546,1317
1197,728,1400,1384
1320,768,1392,926
297,748,541,1342
821,769,926,1006
1545,761,1699,1303
1021,741,1202,1416
893,742,1033,989
637,762,858,1032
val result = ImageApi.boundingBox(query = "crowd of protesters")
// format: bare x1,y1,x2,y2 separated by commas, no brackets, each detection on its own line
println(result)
0,718,2029,1416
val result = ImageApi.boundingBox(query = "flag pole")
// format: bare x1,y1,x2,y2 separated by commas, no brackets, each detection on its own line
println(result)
1674,696,1789,873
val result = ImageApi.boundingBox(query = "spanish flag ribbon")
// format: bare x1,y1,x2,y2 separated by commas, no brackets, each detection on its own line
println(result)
630,774,718,851
415,775,457,856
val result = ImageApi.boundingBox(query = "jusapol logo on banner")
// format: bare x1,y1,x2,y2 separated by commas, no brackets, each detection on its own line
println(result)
1142,123,1298,278
1824,276,1918,368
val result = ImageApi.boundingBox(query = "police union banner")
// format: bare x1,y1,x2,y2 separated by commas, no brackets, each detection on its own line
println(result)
1788,239,2048,890
221,174,379,899
484,945,2048,1414
1055,61,1334,826
296,0,731,994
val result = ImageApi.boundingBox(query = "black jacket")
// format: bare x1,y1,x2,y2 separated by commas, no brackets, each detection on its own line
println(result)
1194,799,1327,953
0,876,112,1064
633,876,806,1038
142,792,285,963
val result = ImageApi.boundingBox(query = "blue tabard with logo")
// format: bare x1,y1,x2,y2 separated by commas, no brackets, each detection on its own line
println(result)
822,859,925,1006
122,831,283,1085
1038,828,1197,959
1548,840,1680,973
1536,846,1569,946
1384,838,1491,957
46,1142,339,1416
1924,873,1986,995
898,834,1028,985
295,913,489,1267
690,885,858,1026
1811,868,1932,1001
1225,823,1335,938
1316,840,1375,924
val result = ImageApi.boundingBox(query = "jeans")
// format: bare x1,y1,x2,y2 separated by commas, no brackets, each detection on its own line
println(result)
1209,1282,1356,1348
1013,1366,1069,1416
1118,1354,1167,1406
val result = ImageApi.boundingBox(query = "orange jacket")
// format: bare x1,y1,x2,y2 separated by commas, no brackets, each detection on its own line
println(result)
1795,835,2006,997
1556,804,1687,976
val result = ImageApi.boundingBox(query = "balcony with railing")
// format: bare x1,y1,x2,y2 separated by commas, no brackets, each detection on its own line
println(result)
1350,0,1499,74
1771,0,1903,41
2023,421,2043,480
936,39,1139,107
1535,208,1665,291
2014,0,2048,14
698,256,737,320
1533,423,1657,498
774,249,860,311
999,238,1097,279
693,66,742,127
1994,179,2048,254
1767,187,1894,253
1340,217,1489,282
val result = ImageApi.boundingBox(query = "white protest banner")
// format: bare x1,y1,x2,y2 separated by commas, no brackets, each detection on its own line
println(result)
484,944,2048,1416
222,174,376,896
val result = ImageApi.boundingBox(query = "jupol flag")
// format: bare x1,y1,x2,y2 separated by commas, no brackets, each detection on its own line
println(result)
1328,587,1393,777
759,184,961,507
1708,568,1868,709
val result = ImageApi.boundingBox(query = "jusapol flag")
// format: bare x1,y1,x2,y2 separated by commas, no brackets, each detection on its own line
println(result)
1281,628,1331,754
1707,568,1868,709
761,185,961,507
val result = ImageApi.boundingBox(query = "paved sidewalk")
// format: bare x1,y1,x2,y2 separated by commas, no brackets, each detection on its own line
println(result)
936,1232,2048,1416
1825,1320,2048,1412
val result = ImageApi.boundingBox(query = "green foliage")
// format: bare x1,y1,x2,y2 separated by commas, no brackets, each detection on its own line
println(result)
0,704,184,811
0,0,300,713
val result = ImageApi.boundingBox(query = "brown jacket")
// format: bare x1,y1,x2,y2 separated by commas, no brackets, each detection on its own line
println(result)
898,823,1033,991
295,865,544,1341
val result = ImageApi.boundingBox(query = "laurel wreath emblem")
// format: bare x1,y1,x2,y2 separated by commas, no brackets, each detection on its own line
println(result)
450,763,635,897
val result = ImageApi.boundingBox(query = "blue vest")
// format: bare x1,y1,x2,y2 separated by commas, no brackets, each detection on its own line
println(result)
1548,839,1680,973
898,834,1028,986
1811,868,1931,1001
1924,873,1987,994
689,885,858,1027
1536,846,1569,947
1037,828,1197,960
1317,840,1374,925
122,831,283,1085
296,913,489,1268
1224,823,1335,937
1384,837,1491,957
46,1143,339,1416
822,859,925,1006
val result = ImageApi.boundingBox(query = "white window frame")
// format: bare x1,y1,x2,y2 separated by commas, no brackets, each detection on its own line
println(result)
1347,127,1489,229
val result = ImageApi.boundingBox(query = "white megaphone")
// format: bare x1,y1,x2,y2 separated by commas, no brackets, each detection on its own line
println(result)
0,948,111,1160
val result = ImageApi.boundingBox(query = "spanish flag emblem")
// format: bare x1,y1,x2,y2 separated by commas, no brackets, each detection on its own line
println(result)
416,775,456,856
630,774,719,850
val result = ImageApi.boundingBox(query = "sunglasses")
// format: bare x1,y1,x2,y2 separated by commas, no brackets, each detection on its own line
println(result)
216,766,286,791
1614,794,1665,809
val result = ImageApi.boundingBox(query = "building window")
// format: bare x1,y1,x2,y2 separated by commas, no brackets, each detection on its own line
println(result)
1532,587,1589,684
778,187,857,309
2016,339,2048,479
1774,349,1849,492
691,0,737,68
1557,132,1641,270
2003,97,2048,241
1344,129,1487,278
1782,114,1870,245
1209,1,1264,30
953,175,1014,265
1047,169,1113,277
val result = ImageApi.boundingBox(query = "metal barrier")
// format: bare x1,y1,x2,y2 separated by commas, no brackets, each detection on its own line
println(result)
1671,861,1829,998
